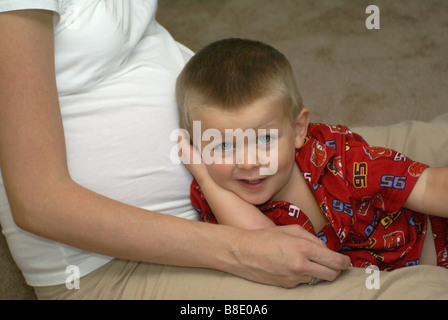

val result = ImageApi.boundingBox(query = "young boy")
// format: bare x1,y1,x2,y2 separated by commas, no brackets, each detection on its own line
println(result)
176,38,448,272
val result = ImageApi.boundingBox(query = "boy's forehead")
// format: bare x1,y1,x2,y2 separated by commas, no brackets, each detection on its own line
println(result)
190,98,288,132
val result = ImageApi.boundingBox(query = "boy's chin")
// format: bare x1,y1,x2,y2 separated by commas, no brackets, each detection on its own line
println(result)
246,196,273,206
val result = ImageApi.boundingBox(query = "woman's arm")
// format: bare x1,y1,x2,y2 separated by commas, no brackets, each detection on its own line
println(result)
0,10,349,287
0,9,216,268
178,135,275,229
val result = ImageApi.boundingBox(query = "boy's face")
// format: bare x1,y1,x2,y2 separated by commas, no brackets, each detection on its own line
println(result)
191,97,309,205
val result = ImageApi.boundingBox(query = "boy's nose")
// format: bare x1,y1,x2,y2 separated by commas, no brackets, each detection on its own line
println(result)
235,146,261,171
236,160,261,171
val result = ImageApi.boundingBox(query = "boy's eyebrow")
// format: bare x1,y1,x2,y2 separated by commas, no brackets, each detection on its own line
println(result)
212,121,280,135
212,119,281,134
252,118,282,130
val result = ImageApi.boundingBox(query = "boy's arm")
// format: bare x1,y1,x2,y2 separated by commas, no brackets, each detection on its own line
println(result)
196,175,276,229
404,167,448,218
179,136,275,229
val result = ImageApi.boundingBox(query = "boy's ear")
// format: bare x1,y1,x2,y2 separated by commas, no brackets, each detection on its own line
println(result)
294,108,310,149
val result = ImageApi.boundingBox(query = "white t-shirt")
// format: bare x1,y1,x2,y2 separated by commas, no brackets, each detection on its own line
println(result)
0,0,197,286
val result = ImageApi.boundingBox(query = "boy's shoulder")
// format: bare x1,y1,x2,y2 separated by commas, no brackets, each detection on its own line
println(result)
307,123,366,147
309,123,359,136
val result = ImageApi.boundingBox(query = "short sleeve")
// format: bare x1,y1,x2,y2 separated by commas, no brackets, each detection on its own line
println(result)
346,144,428,213
0,0,61,23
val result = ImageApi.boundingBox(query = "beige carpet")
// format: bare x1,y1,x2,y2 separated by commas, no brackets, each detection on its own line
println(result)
1,0,447,300
157,0,448,126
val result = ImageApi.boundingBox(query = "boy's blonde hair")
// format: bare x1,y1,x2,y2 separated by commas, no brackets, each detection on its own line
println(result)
176,38,304,135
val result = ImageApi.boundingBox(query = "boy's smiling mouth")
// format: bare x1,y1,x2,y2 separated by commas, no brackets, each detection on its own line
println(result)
237,177,268,189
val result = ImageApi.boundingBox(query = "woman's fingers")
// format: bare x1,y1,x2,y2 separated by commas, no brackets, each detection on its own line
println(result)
268,225,351,286
235,226,351,288
281,224,351,274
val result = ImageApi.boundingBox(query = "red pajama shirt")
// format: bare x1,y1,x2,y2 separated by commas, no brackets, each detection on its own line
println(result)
191,124,448,270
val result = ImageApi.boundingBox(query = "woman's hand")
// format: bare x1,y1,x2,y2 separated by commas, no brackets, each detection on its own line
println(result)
222,224,351,287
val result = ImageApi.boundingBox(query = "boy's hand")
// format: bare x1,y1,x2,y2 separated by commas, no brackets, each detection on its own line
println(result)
178,131,211,183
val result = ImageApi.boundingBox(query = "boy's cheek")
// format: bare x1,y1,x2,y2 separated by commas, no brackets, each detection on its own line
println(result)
258,144,279,176
259,154,279,175
207,164,233,185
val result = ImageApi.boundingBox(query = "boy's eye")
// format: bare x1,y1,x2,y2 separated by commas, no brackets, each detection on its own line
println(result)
258,135,271,144
219,142,233,151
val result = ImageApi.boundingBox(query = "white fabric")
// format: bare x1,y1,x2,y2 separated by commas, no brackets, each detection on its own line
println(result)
0,0,197,286
0,0,59,14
